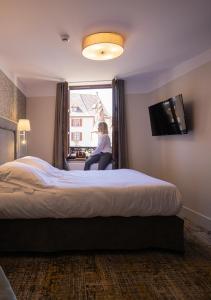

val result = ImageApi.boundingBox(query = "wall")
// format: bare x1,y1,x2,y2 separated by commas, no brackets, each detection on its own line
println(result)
126,61,211,230
0,69,26,122
0,68,26,158
125,93,151,173
27,97,56,163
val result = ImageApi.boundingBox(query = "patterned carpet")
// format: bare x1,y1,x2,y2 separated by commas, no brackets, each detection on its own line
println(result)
0,222,211,300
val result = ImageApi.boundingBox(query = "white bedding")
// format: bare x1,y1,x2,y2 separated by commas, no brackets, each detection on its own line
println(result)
0,157,182,219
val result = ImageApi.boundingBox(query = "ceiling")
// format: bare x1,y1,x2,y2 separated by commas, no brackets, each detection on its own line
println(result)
1,0,211,93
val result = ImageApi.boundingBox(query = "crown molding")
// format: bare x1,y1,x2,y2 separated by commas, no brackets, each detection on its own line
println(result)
0,60,26,96
126,48,211,95
2,47,211,97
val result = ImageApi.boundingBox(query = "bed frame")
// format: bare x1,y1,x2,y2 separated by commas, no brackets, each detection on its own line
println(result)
0,116,184,253
0,216,184,252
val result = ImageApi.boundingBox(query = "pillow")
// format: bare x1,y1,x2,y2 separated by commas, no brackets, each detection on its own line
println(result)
0,161,49,187
16,156,58,175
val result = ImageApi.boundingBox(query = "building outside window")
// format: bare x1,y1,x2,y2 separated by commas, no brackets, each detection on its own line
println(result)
69,87,112,148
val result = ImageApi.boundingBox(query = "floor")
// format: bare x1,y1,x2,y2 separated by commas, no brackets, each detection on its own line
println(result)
0,219,211,300
184,218,211,247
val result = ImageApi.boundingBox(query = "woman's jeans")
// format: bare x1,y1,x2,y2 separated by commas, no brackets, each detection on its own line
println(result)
84,152,112,170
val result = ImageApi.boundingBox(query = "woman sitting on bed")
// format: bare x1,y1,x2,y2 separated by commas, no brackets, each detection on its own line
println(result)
84,122,112,170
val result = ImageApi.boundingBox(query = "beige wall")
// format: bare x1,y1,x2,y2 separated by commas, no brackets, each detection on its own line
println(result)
125,93,151,173
126,61,211,229
27,97,56,163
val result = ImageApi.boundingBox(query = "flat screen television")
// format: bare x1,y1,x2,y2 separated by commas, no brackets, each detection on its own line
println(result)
148,94,188,136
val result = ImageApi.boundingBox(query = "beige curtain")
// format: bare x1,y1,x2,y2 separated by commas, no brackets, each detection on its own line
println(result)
112,79,128,169
53,82,69,169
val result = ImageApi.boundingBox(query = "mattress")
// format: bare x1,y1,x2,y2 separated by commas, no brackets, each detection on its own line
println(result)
0,167,182,219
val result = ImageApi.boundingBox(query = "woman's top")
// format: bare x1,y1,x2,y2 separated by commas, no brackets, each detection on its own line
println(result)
91,134,112,156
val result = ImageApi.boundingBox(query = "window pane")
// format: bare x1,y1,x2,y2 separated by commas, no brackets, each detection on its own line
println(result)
71,118,82,127
71,132,82,143
69,88,112,147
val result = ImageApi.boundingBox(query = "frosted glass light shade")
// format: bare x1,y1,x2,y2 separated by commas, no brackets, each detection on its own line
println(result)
17,119,31,131
82,32,124,60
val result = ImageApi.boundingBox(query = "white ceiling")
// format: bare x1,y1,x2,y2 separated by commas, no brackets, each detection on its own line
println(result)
1,0,211,94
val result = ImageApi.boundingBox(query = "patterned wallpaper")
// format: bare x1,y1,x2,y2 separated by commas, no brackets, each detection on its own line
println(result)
0,69,26,122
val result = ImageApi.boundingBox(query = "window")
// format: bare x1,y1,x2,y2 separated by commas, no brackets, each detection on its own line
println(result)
71,132,82,142
69,86,112,148
71,118,82,127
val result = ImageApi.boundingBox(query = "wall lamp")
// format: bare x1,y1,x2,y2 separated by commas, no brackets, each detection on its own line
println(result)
17,119,31,144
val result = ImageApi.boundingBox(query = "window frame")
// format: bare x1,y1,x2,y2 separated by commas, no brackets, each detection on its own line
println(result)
69,83,112,149
69,84,112,91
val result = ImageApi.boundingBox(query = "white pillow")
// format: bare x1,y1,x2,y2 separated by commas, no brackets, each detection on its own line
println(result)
16,156,58,175
0,161,49,187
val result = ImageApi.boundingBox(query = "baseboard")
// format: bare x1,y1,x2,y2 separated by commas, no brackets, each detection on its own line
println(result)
178,206,211,231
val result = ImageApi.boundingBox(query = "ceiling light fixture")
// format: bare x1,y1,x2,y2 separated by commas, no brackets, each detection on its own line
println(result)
82,32,124,60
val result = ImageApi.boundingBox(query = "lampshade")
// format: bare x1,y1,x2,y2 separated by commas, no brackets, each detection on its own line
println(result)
82,32,124,60
17,119,31,131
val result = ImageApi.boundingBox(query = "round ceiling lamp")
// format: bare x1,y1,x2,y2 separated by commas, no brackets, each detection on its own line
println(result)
82,32,124,60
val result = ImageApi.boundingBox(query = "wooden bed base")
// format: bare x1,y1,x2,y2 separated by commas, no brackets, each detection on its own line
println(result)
0,216,184,253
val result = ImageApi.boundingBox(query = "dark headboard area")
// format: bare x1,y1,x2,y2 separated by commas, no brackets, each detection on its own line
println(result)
0,116,17,165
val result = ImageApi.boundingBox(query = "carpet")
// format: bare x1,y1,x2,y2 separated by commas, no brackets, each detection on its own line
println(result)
0,225,211,300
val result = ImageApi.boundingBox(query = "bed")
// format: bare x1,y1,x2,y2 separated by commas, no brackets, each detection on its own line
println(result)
0,117,184,252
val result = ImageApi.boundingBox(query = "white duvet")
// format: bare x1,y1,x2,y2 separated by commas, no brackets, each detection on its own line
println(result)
0,157,182,219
